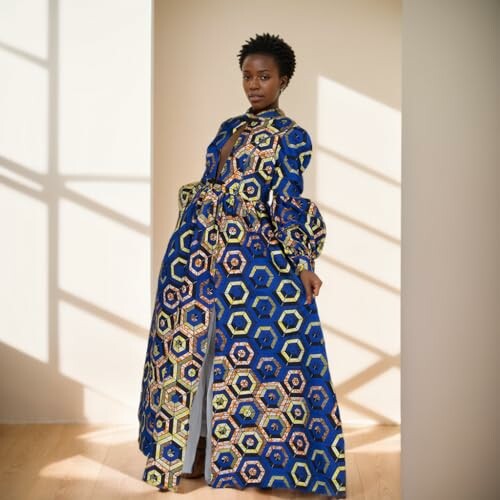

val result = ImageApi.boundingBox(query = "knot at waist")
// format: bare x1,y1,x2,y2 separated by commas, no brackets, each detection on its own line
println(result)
196,180,268,218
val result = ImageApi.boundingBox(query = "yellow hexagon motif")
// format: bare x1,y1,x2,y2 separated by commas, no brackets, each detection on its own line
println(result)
276,279,301,303
255,325,278,349
202,225,219,253
253,131,273,149
331,432,346,459
171,407,190,437
229,369,257,396
257,381,290,410
257,157,275,182
237,402,257,420
212,392,230,411
311,449,331,474
170,332,187,355
286,398,309,425
237,429,264,454
277,310,303,335
291,462,312,487
299,149,311,166
158,359,177,391
170,256,188,282
213,443,240,473
268,475,292,488
309,213,324,232
224,281,249,305
306,353,328,377
281,338,305,363
332,464,347,492
222,219,245,244
145,469,162,487
227,310,252,336
156,310,172,337
283,127,308,150
179,228,194,253
156,434,185,465
214,421,234,440
311,480,331,494
270,249,291,273
161,384,189,414
260,412,291,441
252,295,277,318
240,177,261,201
304,321,324,344
249,265,273,288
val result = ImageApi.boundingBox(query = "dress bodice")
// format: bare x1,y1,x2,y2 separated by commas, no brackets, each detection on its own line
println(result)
202,106,296,202
175,106,326,277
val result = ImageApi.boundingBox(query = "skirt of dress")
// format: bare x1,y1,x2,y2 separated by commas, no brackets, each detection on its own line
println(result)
138,179,347,497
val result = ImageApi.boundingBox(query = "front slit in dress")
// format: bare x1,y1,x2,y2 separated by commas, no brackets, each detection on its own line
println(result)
181,304,216,482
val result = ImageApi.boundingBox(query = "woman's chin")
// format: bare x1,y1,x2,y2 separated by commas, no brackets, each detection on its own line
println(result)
248,101,272,112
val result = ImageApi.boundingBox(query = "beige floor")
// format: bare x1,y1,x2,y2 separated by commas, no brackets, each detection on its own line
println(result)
0,424,400,500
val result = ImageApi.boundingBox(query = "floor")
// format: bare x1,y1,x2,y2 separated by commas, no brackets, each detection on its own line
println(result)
0,423,400,500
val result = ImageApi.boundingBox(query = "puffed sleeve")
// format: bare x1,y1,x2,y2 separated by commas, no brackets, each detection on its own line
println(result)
269,125,327,275
173,180,203,230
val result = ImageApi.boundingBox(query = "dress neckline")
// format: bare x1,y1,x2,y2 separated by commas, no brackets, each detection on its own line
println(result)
244,106,285,121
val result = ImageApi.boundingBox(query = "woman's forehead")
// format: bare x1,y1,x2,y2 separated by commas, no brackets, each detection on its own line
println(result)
241,53,278,70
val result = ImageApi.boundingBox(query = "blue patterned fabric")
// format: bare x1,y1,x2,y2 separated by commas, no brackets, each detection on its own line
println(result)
137,106,347,497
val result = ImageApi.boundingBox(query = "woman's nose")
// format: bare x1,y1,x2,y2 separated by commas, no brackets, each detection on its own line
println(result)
249,78,260,89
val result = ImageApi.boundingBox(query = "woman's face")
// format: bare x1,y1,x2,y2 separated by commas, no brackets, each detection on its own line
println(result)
242,53,288,112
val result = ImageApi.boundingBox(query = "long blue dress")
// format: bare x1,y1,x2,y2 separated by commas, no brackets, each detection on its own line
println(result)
137,106,347,497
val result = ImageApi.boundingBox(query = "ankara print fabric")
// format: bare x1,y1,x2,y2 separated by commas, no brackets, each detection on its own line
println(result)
137,107,347,497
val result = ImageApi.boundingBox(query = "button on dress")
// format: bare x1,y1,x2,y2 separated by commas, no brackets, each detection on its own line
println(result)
137,106,347,497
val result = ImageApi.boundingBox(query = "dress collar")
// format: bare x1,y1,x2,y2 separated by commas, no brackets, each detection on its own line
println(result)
244,106,285,121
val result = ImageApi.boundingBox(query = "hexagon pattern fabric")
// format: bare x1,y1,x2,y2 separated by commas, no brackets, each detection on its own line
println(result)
137,107,347,497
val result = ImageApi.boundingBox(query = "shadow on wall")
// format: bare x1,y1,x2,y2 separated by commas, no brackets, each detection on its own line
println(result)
314,75,401,426
0,0,151,423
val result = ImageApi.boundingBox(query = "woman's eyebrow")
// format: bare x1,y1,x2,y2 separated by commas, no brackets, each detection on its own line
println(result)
243,69,271,73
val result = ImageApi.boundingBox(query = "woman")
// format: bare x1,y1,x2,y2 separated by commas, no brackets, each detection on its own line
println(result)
137,33,347,498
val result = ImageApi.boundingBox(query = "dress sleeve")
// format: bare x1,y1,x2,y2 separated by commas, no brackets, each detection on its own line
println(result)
173,180,203,231
269,125,327,275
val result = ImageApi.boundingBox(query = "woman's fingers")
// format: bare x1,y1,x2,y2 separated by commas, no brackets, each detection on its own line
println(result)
299,270,323,304
305,281,313,304
313,278,323,296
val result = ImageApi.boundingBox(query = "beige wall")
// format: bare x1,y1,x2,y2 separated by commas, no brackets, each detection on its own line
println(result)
154,0,402,425
402,0,499,498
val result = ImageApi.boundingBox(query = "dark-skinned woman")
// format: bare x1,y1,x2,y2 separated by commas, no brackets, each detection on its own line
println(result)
137,32,347,499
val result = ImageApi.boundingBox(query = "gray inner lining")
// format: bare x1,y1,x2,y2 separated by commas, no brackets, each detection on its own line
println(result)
181,304,216,482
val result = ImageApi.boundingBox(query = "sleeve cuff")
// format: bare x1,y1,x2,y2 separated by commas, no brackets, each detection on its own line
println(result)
291,255,314,275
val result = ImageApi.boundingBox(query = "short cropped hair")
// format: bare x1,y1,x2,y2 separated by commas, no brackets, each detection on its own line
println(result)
237,33,296,83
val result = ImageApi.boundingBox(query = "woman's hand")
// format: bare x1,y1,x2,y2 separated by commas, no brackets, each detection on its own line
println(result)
299,269,323,304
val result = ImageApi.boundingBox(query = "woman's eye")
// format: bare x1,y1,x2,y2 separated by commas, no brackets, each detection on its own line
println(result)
242,75,270,80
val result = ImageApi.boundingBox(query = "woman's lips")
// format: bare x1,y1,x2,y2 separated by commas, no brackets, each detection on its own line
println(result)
249,95,264,101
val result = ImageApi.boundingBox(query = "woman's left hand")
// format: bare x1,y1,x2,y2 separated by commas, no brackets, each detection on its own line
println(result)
299,269,323,304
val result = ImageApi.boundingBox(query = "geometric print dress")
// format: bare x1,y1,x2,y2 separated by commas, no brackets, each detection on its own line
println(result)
137,106,347,497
